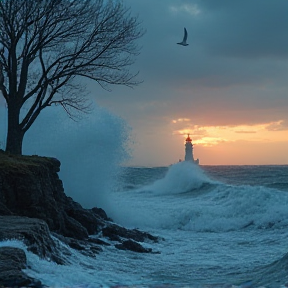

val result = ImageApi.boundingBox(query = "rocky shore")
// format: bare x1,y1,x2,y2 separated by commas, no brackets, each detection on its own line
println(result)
0,150,161,287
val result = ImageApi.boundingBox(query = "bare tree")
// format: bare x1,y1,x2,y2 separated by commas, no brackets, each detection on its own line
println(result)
0,0,144,155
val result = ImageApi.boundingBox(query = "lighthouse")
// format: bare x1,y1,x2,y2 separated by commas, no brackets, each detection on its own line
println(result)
185,134,199,164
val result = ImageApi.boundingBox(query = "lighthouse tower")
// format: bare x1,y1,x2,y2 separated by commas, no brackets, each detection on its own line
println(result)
184,134,199,164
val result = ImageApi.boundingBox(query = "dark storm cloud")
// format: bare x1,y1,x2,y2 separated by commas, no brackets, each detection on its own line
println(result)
128,0,288,58
123,0,288,90
93,0,288,129
195,0,288,58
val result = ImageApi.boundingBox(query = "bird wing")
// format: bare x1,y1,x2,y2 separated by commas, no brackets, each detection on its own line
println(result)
183,27,188,42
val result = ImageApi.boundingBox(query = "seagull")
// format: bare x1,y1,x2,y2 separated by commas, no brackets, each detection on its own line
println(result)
177,27,189,46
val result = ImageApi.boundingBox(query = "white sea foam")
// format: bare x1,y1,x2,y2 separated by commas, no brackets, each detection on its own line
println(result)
0,237,159,287
180,184,288,232
146,161,216,195
109,164,288,233
1,223,286,287
0,239,27,250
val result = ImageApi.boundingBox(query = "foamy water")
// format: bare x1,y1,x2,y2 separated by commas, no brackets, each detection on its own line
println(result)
1,163,288,287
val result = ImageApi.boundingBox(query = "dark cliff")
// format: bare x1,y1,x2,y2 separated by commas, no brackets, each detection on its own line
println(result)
0,150,105,239
0,150,160,286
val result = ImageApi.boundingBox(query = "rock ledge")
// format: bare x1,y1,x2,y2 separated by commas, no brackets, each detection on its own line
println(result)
0,150,161,286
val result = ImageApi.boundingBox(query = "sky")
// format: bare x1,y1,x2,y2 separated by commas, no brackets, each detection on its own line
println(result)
1,0,288,167
89,0,288,166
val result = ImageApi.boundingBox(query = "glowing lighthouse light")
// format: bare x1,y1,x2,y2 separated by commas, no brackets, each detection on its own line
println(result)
185,134,199,164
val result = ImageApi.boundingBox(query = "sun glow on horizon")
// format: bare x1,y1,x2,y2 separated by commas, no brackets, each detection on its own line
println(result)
172,119,288,148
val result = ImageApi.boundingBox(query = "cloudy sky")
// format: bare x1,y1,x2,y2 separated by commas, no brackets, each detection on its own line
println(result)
1,0,287,167
89,0,288,166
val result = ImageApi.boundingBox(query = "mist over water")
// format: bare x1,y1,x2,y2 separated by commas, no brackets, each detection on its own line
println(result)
24,104,130,209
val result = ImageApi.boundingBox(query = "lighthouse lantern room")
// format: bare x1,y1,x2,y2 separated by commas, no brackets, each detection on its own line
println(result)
184,134,199,164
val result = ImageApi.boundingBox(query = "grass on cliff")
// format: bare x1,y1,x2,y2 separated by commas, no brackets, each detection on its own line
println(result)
0,149,55,173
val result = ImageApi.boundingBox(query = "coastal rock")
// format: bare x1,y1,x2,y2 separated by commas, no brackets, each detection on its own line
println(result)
91,207,111,221
102,223,161,253
0,151,161,251
102,223,160,243
51,233,103,256
0,150,162,284
115,239,152,253
0,247,42,287
0,150,104,239
0,215,65,264
64,198,104,235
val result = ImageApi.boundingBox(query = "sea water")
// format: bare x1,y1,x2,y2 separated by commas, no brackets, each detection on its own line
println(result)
1,162,288,287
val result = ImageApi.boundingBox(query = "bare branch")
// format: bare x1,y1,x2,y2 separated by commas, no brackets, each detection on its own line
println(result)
0,0,144,152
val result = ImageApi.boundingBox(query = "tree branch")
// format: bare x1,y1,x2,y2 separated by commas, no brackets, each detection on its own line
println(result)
1,0,144,134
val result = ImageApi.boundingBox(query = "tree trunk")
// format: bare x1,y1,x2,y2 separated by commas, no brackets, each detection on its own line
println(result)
5,103,24,155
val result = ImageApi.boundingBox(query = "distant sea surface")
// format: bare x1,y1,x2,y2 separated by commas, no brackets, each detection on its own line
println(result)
2,163,288,287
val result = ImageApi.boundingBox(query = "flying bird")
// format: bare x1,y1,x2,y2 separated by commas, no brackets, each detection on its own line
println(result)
177,27,189,46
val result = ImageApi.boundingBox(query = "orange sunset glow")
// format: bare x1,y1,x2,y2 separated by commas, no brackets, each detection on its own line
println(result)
171,119,288,165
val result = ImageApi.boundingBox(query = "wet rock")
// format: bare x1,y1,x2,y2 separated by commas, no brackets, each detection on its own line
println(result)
91,207,111,221
0,151,104,240
0,247,43,287
0,150,162,286
64,199,104,235
0,151,161,255
115,240,152,253
103,224,161,254
102,223,160,243
52,233,103,257
0,215,65,264
87,237,111,246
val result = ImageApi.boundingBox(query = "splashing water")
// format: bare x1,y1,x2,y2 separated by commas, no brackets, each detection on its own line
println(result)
146,161,216,195
24,104,130,209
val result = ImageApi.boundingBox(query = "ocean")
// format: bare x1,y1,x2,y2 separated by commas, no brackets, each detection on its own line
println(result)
1,162,288,287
